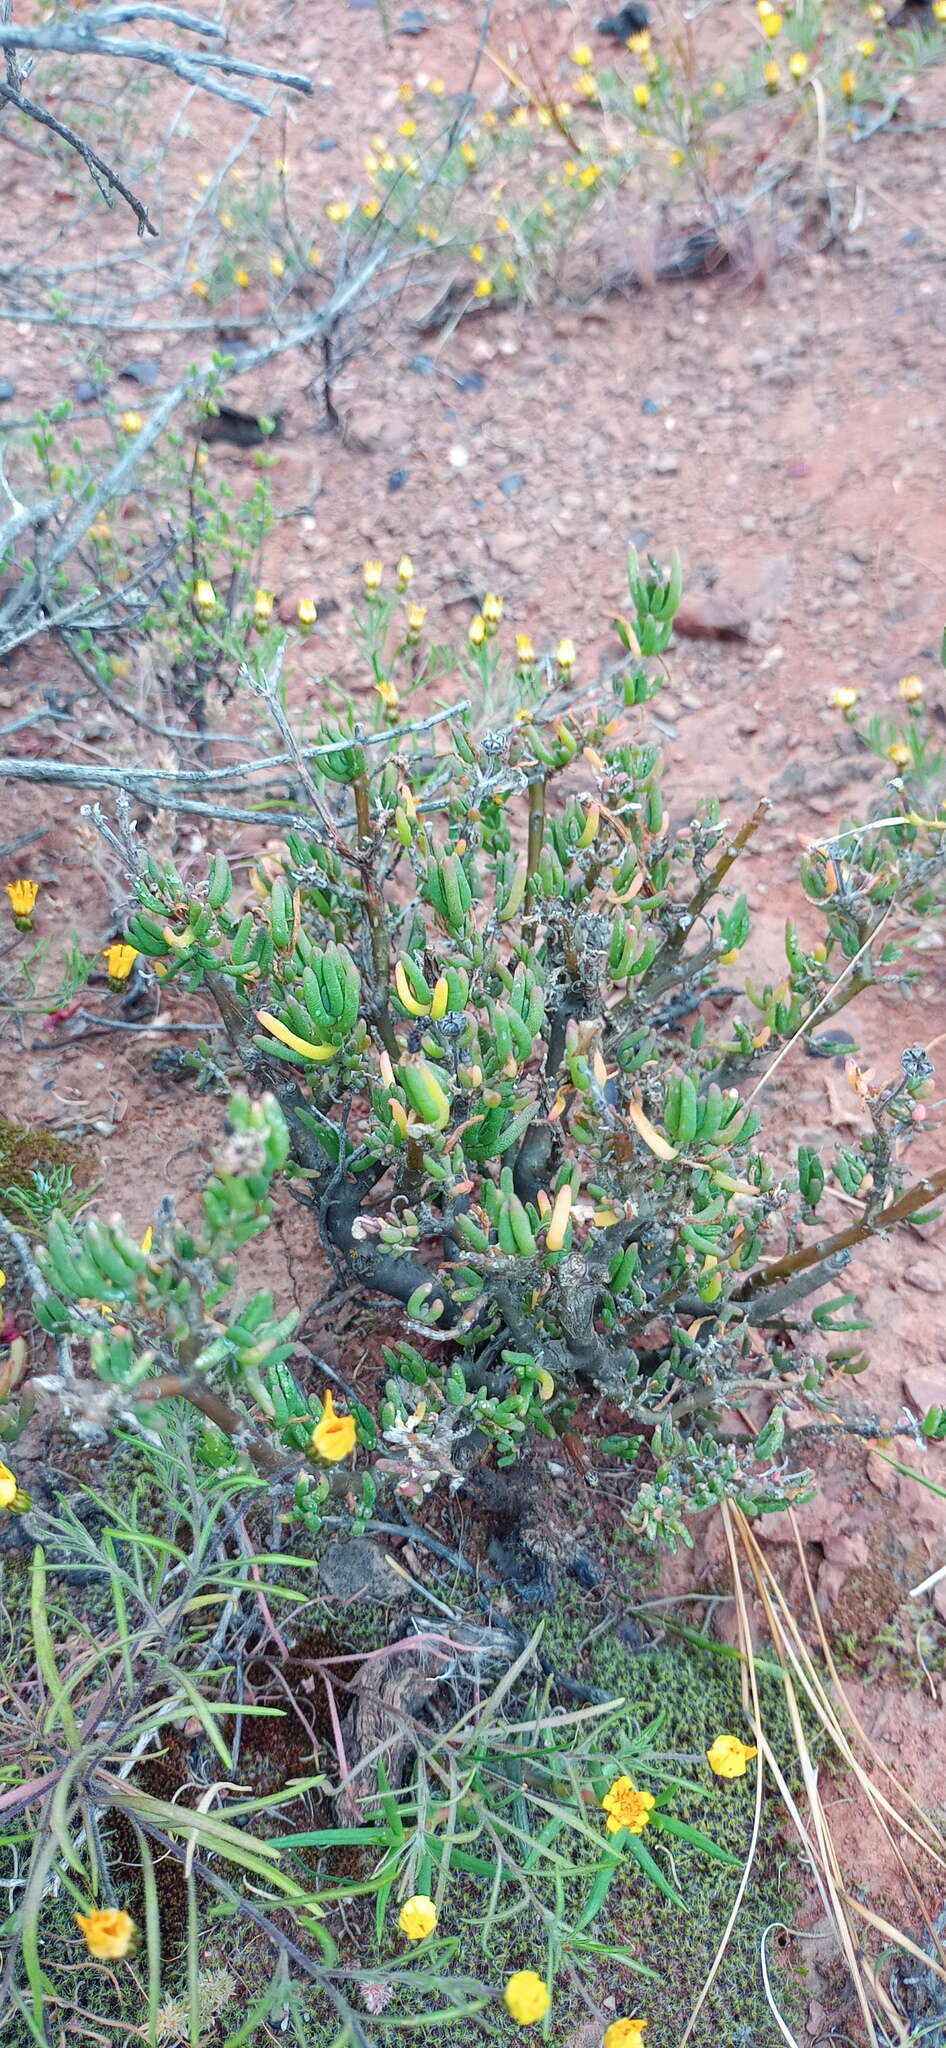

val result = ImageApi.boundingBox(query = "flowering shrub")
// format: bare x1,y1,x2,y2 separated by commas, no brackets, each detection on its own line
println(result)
16,549,946,1552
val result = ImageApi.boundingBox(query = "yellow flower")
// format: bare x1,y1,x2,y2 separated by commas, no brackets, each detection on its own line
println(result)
516,633,535,663
218,210,234,230
469,615,486,647
193,579,216,617
788,50,808,75
398,80,413,101
627,27,651,49
557,637,576,669
362,197,382,219
830,686,859,710
274,156,290,175
430,76,446,94
120,410,143,433
764,58,780,87
503,1972,550,2025
407,601,427,635
399,117,417,138
707,1734,758,1779
933,0,946,18
75,1908,136,1960
376,677,400,710
762,7,783,30
899,673,924,703
253,588,275,625
473,275,494,298
326,200,351,224
577,70,598,95
5,880,38,924
571,41,594,64
363,559,384,593
298,597,318,630
460,141,477,167
886,742,911,770
857,36,875,54
633,82,651,107
579,163,601,188
103,944,138,983
669,146,686,166
0,1461,19,1509
604,2025,648,2048
600,1774,656,1835
234,266,251,288
397,554,414,587
190,279,209,299
841,69,856,96
482,592,504,629
310,1388,357,1463
270,254,286,279
641,50,659,75
308,246,323,267
495,213,511,233
398,1893,437,1940
469,242,485,262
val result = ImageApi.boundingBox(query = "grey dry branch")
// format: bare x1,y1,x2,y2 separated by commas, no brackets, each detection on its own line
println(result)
0,6,314,116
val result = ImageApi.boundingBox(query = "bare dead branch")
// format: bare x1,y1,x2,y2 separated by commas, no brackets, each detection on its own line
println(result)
0,78,158,235
0,9,313,116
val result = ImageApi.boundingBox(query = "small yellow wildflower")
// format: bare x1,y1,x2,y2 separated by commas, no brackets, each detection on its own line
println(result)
326,200,351,224
460,141,477,167
933,0,946,19
857,36,876,54
600,1775,656,1835
641,49,659,75
89,520,111,543
469,242,485,262
362,197,382,220
503,1972,551,2025
308,247,322,267
103,944,139,984
120,410,144,433
899,673,924,703
400,154,420,176
190,279,209,299
603,2024,648,2048
193,579,216,617
6,879,38,928
761,7,783,30
887,742,912,770
396,554,414,587
841,69,857,96
218,210,234,230
0,1461,20,1509
253,588,275,626
557,637,576,669
398,81,413,101
399,116,417,138
707,1735,758,1779
75,1909,136,1960
376,677,400,710
577,69,598,95
469,614,486,647
430,77,446,94
571,41,594,64
711,77,726,95
310,1389,357,1463
363,559,384,593
473,275,494,298
269,254,286,279
398,1894,437,1940
502,261,516,281
515,633,535,664
633,82,651,107
297,597,318,631
669,146,686,166
234,266,251,288
482,592,504,629
627,27,651,49
407,601,427,635
830,686,859,710
579,163,601,188
274,156,290,175
564,160,578,179
764,58,780,87
510,104,531,126
789,50,808,75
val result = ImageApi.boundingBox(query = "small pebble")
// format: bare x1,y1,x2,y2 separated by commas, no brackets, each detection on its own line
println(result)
397,6,428,28
641,397,661,416
409,352,436,377
0,379,15,401
119,358,160,387
499,472,524,498
454,370,485,393
387,466,409,492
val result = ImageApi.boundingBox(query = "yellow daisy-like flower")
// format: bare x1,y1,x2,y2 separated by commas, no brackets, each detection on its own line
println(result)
310,1389,357,1463
933,0,946,19
473,275,494,298
376,677,400,710
762,8,783,31
234,266,251,288
516,633,535,664
0,1461,20,1509
269,254,286,279
604,2023,648,2048
788,50,808,75
218,210,235,231
628,28,651,50
601,1775,656,1835
298,597,318,631
120,410,144,433
557,637,576,669
397,80,413,101
398,1894,437,1940
326,200,351,224
5,879,38,924
460,141,477,167
577,69,598,95
764,58,780,87
193,578,216,617
830,686,858,710
886,742,912,770
103,943,139,984
406,602,427,636
430,76,446,94
190,279,209,299
469,242,485,262
841,69,857,96
362,197,382,220
308,246,323,267
469,615,486,647
253,588,275,626
571,41,594,64
482,592,504,629
75,1908,136,1960
707,1734,758,1780
899,673,924,704
579,163,601,188
363,559,384,593
633,82,651,107
504,1972,551,2025
857,36,875,55
396,554,414,587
